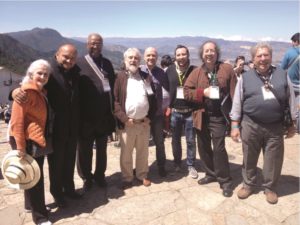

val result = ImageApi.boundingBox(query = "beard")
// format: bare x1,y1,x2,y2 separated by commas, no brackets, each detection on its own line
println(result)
127,64,139,74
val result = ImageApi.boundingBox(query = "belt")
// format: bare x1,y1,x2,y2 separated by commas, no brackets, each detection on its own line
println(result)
172,108,192,113
132,118,145,123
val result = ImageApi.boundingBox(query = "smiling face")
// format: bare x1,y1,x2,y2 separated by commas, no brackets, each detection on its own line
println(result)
124,48,141,74
31,65,50,88
202,42,218,67
87,34,103,58
175,47,189,68
144,47,157,70
253,47,272,75
56,44,77,71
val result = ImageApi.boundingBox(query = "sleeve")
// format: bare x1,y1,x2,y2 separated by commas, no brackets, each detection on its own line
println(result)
166,68,176,108
107,60,116,109
229,67,237,99
113,74,129,124
183,69,205,103
287,76,297,120
9,101,27,151
107,60,116,92
230,77,244,121
162,70,170,92
281,52,289,70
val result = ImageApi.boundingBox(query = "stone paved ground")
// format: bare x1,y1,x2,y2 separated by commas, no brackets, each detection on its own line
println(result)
0,120,299,225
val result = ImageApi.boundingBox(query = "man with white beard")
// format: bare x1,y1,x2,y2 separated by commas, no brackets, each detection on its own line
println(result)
114,48,156,189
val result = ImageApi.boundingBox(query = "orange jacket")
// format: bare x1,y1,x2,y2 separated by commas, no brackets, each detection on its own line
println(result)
10,81,47,151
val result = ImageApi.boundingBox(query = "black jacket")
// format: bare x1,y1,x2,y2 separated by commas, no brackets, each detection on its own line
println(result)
166,64,197,110
45,59,80,141
77,54,116,135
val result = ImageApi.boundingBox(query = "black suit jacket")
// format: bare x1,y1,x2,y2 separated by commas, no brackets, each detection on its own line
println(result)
45,59,80,141
77,54,116,136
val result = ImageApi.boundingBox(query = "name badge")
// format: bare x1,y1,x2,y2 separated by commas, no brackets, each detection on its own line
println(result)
262,86,275,100
209,86,220,99
144,81,154,95
176,87,184,99
102,78,111,92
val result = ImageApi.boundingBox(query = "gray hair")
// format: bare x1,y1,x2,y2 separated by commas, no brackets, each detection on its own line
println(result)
250,42,273,59
87,33,103,43
199,40,221,63
123,48,141,61
22,59,52,84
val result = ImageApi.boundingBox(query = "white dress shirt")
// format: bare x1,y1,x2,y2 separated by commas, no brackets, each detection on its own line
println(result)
125,73,149,120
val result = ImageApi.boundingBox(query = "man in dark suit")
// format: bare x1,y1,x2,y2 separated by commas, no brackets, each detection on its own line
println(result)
46,44,81,207
76,33,115,191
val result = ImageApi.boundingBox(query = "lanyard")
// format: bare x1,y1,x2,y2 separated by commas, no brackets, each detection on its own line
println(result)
254,67,274,90
176,66,189,86
178,73,185,86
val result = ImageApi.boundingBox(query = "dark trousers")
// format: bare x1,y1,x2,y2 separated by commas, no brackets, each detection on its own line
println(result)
196,115,232,189
25,156,49,224
9,138,49,224
48,136,77,199
151,115,166,168
77,124,108,183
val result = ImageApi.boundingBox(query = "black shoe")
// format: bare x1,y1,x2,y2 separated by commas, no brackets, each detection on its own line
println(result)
83,180,93,192
158,167,167,177
64,191,83,199
54,197,66,208
198,176,217,185
222,188,233,197
95,178,107,188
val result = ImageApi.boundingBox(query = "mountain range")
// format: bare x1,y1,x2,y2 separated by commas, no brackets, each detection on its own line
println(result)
0,33,49,74
0,27,290,74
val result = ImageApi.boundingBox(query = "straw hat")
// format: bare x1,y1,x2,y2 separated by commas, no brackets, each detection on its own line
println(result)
1,151,40,190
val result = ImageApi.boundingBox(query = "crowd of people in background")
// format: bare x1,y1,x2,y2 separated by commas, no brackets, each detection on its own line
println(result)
2,32,299,225
0,103,11,123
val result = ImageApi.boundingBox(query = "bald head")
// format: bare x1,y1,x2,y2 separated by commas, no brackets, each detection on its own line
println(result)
56,44,77,70
87,33,103,58
144,47,158,70
57,44,77,56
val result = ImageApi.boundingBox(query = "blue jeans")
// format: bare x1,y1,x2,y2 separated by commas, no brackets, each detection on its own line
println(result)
170,111,196,166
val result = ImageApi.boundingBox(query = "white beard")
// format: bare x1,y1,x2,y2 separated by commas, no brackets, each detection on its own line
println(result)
127,65,138,74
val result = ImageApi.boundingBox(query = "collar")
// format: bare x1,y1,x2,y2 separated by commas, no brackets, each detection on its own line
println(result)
21,80,43,92
254,65,276,77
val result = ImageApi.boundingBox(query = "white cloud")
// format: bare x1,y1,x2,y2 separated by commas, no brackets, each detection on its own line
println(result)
260,36,273,42
213,34,289,43
214,34,255,42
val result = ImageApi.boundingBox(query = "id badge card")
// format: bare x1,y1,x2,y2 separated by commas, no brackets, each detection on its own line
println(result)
144,81,154,95
209,86,220,99
102,78,111,92
176,87,184,99
261,86,275,100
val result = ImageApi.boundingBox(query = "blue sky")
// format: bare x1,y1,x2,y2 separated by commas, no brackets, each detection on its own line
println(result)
0,1,299,42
